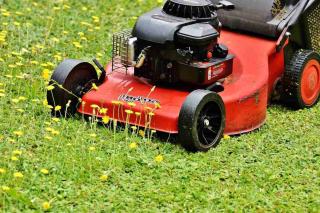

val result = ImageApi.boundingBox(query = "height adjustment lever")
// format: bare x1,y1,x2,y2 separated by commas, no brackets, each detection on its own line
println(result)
93,58,107,84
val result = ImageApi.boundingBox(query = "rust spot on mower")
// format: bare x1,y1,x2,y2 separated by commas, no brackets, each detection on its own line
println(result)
239,90,261,104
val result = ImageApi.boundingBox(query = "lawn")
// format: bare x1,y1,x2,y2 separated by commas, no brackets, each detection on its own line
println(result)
0,0,320,212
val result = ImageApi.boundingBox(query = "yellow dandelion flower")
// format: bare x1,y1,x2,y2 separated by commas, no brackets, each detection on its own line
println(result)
8,138,15,143
90,104,100,109
139,130,145,137
15,11,23,15
45,127,54,132
0,168,6,174
99,108,108,114
13,22,21,27
40,169,49,175
72,41,82,48
155,155,164,163
11,156,19,161
13,131,23,136
127,102,136,107
125,109,133,114
89,146,96,151
154,102,161,109
144,106,152,111
43,99,48,106
44,135,53,140
54,105,62,111
51,130,60,135
52,118,59,122
92,83,99,91
2,12,11,17
5,74,13,78
63,4,70,9
16,75,25,79
111,100,122,105
129,142,137,149
42,201,51,211
12,98,19,103
13,172,23,178
80,21,92,27
12,150,22,155
78,32,85,37
111,100,119,104
46,85,55,91
102,116,110,124
223,135,231,140
42,69,50,80
89,133,97,138
100,174,108,181
54,54,62,60
1,186,10,191
16,108,24,113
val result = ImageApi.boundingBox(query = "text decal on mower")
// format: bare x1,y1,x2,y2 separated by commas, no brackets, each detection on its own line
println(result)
208,63,226,81
118,94,160,104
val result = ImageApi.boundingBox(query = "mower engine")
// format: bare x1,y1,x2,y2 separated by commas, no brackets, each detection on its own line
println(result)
112,0,235,86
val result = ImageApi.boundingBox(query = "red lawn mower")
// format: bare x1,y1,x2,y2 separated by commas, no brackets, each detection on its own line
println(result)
47,0,320,151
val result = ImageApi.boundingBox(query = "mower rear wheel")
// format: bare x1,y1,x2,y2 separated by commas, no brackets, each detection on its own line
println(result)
47,59,98,116
282,50,320,109
178,90,226,152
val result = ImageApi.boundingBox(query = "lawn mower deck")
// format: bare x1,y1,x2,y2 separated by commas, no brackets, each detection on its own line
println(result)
47,0,320,151
79,30,282,135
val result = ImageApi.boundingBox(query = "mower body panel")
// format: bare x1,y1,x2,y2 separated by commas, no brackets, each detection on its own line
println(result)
79,30,285,135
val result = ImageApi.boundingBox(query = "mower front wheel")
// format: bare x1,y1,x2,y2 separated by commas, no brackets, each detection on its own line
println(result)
47,59,98,117
178,90,226,152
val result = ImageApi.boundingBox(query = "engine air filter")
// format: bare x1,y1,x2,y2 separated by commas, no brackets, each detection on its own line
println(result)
163,0,215,19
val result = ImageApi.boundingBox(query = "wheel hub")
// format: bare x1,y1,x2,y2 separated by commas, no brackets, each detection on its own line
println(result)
203,118,210,127
301,59,320,105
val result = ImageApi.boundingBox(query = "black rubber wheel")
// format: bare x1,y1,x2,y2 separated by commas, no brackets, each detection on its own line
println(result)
47,59,98,116
282,49,320,109
178,90,226,152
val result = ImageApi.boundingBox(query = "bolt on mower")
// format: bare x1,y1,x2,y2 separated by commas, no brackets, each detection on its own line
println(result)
47,0,320,152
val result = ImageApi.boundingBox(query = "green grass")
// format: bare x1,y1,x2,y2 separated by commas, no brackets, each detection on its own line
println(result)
0,0,320,212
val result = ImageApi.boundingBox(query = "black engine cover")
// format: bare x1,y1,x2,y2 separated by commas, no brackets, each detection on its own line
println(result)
132,0,220,45
132,8,196,44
